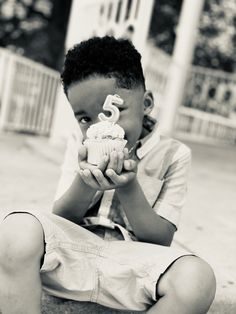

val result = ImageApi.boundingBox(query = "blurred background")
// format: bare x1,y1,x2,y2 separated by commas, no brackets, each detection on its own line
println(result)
0,0,235,313
0,0,236,141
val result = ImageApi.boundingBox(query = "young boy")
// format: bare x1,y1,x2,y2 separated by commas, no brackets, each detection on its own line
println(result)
0,36,216,313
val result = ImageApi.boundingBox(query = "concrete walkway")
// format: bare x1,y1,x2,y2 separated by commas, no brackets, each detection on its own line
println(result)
0,131,235,313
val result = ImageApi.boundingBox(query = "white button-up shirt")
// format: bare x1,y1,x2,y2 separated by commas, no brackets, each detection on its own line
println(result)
54,125,191,240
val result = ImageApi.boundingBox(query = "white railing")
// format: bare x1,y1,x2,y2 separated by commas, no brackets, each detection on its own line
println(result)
175,107,236,144
184,65,236,119
0,48,60,136
145,44,236,143
66,0,154,56
178,67,236,143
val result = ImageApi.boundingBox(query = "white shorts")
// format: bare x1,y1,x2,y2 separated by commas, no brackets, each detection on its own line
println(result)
0,209,193,311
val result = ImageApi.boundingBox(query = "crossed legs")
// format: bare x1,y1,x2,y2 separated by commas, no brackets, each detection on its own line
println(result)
0,213,216,314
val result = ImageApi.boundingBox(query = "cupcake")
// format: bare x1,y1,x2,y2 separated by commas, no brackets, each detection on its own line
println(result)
84,94,127,165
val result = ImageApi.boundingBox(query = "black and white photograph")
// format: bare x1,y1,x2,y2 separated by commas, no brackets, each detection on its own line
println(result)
0,0,235,313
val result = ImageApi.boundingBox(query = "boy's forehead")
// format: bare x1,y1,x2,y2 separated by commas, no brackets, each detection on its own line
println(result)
67,76,144,115
67,77,118,110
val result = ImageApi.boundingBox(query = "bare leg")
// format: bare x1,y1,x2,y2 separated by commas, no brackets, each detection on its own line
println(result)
0,213,45,314
147,256,216,314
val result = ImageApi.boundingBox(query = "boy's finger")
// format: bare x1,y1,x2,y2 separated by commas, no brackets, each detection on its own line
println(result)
124,159,137,171
80,161,97,171
78,145,87,162
106,169,128,185
107,151,118,171
123,147,129,160
92,169,110,189
79,169,98,189
116,151,124,174
97,155,109,172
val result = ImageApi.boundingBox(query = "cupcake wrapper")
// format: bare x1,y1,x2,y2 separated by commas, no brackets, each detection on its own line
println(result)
84,139,127,165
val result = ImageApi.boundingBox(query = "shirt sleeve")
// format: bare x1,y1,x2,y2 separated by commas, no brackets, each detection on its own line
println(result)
54,131,82,202
153,145,191,229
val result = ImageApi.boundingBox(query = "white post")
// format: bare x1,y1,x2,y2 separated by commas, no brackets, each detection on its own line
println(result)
50,0,82,144
0,49,7,100
158,0,205,135
65,0,85,49
49,85,80,145
132,0,154,67
0,52,15,130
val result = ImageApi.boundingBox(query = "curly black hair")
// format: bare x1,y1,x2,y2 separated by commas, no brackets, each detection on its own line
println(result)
61,36,146,95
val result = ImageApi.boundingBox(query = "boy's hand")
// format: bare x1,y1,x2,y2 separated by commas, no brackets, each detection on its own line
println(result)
78,145,137,190
105,157,137,188
78,145,109,173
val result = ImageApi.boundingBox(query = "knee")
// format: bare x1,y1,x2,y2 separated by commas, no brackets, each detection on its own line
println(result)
0,213,45,272
158,256,216,312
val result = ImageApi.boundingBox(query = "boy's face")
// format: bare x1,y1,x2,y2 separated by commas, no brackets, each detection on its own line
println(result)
67,76,153,150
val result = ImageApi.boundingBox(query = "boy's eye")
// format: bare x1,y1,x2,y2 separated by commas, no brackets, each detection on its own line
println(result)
78,117,91,124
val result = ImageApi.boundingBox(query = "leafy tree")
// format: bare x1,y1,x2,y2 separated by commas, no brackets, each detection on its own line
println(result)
195,0,236,72
0,0,72,70
149,0,236,72
1,0,235,72
149,0,182,55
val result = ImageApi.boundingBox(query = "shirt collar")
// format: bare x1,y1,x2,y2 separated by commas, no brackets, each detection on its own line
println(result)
136,125,160,159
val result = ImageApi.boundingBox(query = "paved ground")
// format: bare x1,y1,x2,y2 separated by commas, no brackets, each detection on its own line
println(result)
0,131,235,313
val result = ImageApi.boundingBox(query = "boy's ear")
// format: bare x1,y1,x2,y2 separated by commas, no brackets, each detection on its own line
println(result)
143,90,154,114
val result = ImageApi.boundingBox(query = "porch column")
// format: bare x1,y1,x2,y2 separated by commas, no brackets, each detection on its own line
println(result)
158,0,205,135
0,51,15,130
132,0,154,63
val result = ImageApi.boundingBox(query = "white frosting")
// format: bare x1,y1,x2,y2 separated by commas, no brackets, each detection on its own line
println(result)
86,121,125,140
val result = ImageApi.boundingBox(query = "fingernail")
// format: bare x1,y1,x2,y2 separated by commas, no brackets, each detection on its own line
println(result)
106,169,112,176
125,161,131,168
